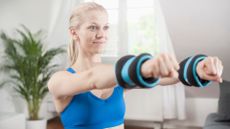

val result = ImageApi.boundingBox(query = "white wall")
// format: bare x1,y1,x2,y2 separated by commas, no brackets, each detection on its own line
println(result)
160,0,230,98
0,0,54,119
0,0,51,32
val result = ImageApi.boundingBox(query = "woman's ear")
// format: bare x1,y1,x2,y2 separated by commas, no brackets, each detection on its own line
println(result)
69,27,79,41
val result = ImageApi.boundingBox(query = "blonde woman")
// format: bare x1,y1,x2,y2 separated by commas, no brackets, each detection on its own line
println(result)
48,2,223,129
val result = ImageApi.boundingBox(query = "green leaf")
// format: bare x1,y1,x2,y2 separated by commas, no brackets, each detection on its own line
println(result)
0,25,66,120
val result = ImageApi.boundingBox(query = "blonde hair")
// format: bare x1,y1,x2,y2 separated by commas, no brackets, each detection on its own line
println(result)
68,2,107,66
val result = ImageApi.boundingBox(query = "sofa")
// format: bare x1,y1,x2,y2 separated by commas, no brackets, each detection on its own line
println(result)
204,80,230,129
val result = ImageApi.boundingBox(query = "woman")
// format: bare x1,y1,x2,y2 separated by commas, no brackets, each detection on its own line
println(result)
48,2,223,129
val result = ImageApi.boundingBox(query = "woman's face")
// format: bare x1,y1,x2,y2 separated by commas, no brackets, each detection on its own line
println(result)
75,10,109,55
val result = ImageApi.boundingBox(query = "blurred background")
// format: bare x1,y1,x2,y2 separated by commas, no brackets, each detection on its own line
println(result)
0,0,229,129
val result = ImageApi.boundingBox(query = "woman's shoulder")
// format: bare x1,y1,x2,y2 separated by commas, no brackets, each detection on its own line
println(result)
52,69,70,76
49,69,72,83
48,69,73,91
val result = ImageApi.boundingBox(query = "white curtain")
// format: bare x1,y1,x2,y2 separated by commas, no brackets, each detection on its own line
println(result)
47,0,186,120
48,0,83,44
155,0,186,120
47,0,83,67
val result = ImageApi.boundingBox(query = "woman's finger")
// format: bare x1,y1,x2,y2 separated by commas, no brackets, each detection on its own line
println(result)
163,54,175,74
151,59,160,78
169,54,180,70
205,57,217,75
215,57,223,82
213,57,220,76
200,69,219,81
158,55,170,77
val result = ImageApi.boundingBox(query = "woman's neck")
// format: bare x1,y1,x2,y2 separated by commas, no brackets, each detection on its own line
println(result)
71,53,102,72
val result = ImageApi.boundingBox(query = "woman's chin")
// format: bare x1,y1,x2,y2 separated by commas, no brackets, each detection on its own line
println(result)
93,49,104,54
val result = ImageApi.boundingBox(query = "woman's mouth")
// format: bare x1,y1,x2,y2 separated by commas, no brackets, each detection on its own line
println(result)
93,41,105,44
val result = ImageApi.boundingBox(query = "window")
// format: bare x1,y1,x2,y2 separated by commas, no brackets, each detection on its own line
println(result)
127,0,159,55
86,0,159,58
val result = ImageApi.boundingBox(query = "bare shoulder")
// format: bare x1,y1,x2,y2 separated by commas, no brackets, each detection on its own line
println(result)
50,70,70,80
48,70,71,91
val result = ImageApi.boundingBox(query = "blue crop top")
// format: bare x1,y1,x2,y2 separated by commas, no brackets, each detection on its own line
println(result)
60,68,126,129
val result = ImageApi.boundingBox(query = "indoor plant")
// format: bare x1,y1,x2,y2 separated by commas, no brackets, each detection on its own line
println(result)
0,25,65,129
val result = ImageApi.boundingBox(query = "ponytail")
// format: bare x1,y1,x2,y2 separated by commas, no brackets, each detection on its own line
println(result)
67,39,78,66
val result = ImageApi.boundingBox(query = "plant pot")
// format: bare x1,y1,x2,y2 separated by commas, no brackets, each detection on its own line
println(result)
26,119,47,129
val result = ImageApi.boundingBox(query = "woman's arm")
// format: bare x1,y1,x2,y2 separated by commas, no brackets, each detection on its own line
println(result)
159,56,223,86
48,64,116,99
48,53,179,97
48,54,224,98
126,55,223,89
123,53,180,91
159,77,179,86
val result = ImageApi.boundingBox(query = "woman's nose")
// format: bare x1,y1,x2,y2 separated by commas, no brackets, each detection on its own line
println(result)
96,29,105,38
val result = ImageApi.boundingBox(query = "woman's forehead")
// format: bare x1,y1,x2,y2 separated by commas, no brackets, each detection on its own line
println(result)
85,10,107,19
83,11,108,24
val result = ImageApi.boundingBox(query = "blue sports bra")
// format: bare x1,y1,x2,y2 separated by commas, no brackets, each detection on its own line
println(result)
60,68,126,129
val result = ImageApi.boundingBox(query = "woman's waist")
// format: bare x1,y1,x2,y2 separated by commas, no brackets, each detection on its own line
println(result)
105,123,124,129
63,119,124,129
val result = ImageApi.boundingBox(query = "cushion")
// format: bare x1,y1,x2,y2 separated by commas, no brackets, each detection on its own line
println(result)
216,80,230,121
204,113,230,129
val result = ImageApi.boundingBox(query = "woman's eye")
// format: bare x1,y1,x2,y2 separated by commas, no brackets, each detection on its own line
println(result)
89,26,97,31
104,26,109,30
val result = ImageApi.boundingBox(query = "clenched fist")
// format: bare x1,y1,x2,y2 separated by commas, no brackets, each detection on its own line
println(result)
196,56,223,83
141,53,180,79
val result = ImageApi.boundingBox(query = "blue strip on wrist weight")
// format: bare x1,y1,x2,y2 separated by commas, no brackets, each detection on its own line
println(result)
178,54,212,87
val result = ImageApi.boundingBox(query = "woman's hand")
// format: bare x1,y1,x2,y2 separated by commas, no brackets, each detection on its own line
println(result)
141,53,180,79
196,56,223,83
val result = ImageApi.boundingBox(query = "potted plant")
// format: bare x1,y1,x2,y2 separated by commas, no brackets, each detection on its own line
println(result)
0,25,65,129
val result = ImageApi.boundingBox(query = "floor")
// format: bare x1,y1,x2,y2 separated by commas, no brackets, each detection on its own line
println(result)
47,117,202,129
47,116,151,129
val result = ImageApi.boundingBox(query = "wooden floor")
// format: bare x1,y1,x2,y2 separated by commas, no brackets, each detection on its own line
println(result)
47,117,154,129
47,116,202,129
47,116,64,129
